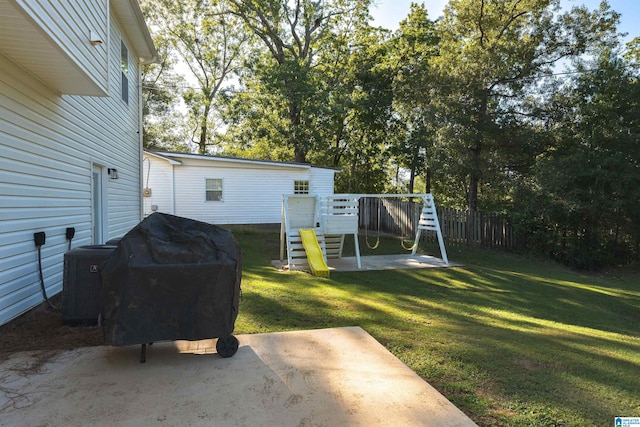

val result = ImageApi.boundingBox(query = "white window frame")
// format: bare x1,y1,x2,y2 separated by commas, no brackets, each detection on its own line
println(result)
121,40,129,105
91,163,108,244
205,178,223,201
294,180,310,194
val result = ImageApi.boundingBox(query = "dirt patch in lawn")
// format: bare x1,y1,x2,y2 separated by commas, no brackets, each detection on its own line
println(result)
0,295,103,364
514,358,569,372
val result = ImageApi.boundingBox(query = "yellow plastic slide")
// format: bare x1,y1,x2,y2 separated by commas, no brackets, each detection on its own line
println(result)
299,229,330,278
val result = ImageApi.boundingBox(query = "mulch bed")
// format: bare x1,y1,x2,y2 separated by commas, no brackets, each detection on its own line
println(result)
0,295,103,364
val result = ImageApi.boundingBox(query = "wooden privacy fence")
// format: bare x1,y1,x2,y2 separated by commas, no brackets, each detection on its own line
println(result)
359,198,516,249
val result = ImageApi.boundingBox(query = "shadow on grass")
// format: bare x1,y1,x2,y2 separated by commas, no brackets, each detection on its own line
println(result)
232,229,640,425
349,266,640,424
237,273,419,335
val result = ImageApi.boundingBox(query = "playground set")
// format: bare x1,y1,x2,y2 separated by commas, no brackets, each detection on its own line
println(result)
279,194,449,276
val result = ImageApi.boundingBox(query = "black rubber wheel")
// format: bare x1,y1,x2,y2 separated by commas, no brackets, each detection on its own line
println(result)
216,335,239,358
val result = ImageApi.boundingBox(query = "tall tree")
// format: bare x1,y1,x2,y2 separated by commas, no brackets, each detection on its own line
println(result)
432,0,619,211
390,3,439,194
144,0,249,154
227,0,372,163
531,46,640,267
327,25,396,193
139,11,189,151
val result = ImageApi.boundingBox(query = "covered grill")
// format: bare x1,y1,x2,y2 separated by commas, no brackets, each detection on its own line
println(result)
100,213,241,361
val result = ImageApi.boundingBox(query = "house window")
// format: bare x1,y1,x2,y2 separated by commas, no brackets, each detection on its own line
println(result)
294,180,309,194
121,40,129,105
206,178,223,201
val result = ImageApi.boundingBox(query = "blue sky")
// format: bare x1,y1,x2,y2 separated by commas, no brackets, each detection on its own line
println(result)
370,0,638,43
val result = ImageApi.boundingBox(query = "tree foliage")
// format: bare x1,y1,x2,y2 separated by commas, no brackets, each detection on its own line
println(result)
389,3,439,194
143,0,249,154
140,0,639,267
140,2,190,151
226,0,372,163
431,0,620,211
516,46,640,268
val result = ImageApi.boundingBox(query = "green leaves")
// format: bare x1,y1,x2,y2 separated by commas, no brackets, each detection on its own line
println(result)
141,0,250,154
528,47,640,268
140,0,639,265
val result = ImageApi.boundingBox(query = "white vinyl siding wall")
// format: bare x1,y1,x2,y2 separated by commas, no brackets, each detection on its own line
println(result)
309,167,336,197
3,0,110,94
143,153,337,225
0,14,142,325
143,155,176,216
173,162,310,224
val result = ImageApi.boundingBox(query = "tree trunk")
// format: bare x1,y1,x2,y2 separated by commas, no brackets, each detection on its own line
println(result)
469,89,488,212
409,167,416,194
197,102,212,154
425,167,431,193
198,119,208,155
289,102,306,163
469,173,479,212
332,122,345,167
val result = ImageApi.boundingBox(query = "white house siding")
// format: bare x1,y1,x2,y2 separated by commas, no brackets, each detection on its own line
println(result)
0,0,109,95
142,154,176,216
309,167,337,197
0,12,144,325
174,160,313,225
143,153,337,225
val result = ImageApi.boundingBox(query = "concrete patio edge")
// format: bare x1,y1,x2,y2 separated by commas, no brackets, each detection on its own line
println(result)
0,327,476,426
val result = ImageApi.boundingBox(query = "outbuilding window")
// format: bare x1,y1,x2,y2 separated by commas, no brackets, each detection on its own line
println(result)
205,178,223,201
294,180,309,194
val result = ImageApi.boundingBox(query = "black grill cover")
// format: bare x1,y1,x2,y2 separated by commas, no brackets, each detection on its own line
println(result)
100,213,241,346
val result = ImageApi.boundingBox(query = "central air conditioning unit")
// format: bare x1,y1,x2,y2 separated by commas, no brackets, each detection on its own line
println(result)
62,245,116,324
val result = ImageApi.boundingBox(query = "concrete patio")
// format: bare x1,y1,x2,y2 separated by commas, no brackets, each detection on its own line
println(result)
0,327,476,426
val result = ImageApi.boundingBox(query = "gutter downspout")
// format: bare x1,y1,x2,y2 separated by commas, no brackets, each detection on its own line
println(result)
138,70,144,220
172,162,178,215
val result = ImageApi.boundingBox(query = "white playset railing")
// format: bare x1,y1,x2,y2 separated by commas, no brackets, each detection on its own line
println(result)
280,193,448,271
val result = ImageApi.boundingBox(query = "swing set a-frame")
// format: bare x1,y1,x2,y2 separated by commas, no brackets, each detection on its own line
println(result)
280,193,448,274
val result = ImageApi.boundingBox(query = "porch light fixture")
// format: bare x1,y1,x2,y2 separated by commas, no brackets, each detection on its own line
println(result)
108,168,119,179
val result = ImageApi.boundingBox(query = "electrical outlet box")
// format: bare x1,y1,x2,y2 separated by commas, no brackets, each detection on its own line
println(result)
66,227,75,240
34,231,46,246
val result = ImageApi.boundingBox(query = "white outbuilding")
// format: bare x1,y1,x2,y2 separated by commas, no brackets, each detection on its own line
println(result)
143,150,339,225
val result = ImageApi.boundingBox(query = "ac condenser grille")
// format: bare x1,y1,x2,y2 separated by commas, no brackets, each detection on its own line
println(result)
63,245,116,324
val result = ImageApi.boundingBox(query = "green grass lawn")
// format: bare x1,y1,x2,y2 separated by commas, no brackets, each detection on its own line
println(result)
229,227,640,426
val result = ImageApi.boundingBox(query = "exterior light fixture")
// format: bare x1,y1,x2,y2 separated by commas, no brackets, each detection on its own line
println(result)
108,168,119,179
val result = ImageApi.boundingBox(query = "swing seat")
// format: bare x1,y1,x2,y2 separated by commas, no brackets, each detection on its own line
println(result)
401,238,417,251
364,197,381,250
366,238,380,250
